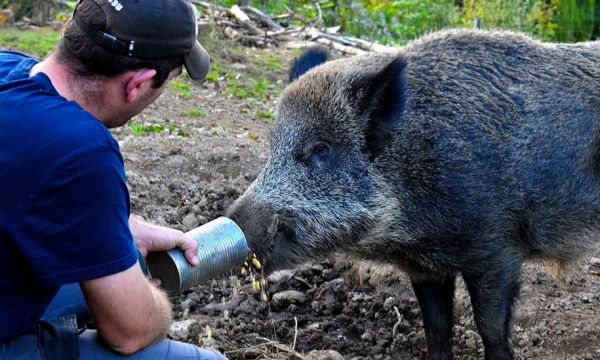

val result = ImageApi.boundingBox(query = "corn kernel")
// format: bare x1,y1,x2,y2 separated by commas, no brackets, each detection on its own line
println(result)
251,256,262,270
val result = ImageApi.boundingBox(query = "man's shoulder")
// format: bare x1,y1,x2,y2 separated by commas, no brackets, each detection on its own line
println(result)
0,50,32,64
0,93,122,195
1,75,118,158
0,50,36,80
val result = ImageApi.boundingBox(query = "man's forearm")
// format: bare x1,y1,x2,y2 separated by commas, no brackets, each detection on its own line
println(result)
81,265,174,355
146,284,173,343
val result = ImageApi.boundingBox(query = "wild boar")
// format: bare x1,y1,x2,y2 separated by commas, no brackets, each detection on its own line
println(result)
227,29,600,360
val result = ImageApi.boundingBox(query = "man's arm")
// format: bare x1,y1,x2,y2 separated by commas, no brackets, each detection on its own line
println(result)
80,216,200,355
81,263,171,355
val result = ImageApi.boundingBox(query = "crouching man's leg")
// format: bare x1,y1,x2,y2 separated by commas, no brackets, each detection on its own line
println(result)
0,329,227,360
79,331,227,359
1,281,228,360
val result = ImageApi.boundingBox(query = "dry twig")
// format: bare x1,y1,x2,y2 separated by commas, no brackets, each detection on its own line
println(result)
392,306,402,338
291,316,298,352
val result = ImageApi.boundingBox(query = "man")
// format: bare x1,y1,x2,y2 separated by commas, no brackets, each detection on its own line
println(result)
0,0,226,358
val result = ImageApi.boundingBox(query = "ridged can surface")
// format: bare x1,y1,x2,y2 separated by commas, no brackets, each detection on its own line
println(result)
146,217,249,294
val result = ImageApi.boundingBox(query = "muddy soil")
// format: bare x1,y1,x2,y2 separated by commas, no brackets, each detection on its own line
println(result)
111,37,600,360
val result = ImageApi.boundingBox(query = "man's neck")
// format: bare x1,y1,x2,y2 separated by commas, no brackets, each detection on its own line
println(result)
30,55,76,101
29,54,110,122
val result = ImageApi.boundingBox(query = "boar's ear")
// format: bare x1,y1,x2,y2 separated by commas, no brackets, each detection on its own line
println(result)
289,47,329,82
352,55,408,159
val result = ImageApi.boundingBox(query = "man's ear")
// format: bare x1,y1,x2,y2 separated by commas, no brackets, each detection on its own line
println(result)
125,69,157,103
348,55,409,160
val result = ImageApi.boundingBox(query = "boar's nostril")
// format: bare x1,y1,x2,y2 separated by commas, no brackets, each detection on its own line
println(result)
276,215,296,241
266,214,296,242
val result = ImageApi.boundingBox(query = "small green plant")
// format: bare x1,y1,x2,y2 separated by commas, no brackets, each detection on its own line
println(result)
254,54,284,72
227,76,271,99
169,81,191,98
129,121,165,136
186,107,208,117
205,61,233,83
256,109,275,121
210,122,229,136
0,28,60,56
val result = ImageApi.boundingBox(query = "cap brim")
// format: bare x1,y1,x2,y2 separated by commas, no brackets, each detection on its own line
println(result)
184,41,210,81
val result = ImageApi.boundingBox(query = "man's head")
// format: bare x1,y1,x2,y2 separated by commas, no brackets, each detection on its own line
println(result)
54,0,210,126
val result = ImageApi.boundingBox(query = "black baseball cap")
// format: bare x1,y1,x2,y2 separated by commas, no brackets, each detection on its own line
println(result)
73,0,210,80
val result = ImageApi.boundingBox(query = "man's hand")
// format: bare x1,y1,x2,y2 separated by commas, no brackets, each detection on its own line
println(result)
129,215,199,266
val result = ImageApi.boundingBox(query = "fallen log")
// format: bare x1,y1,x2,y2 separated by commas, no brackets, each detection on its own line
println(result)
241,6,284,31
230,5,265,36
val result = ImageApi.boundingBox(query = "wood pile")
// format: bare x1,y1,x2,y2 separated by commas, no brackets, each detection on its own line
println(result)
191,1,397,55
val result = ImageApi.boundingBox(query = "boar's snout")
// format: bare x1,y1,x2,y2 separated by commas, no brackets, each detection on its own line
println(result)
226,197,296,272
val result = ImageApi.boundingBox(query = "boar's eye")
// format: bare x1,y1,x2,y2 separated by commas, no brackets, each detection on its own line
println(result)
309,142,332,163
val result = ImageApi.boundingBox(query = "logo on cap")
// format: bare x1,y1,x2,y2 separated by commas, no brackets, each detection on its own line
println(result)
107,0,123,11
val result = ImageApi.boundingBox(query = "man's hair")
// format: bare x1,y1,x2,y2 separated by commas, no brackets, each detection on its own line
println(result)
56,1,184,88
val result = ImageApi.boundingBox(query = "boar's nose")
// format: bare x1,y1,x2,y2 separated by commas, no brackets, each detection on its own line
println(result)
226,198,279,247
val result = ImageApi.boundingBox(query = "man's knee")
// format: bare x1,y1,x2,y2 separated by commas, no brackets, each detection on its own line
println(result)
79,330,228,359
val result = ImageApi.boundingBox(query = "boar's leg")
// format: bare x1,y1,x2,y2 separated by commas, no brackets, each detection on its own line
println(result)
410,275,456,360
463,262,522,360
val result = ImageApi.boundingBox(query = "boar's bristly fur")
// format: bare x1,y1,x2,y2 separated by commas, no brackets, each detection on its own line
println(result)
226,29,600,360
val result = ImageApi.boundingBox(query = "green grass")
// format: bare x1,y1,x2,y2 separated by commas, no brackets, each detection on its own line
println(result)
185,107,207,117
256,109,275,121
129,121,190,137
227,76,271,99
0,28,60,56
205,61,231,83
129,121,165,136
169,80,191,98
254,54,285,72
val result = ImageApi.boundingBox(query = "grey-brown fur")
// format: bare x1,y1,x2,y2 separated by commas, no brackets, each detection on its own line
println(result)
227,29,600,360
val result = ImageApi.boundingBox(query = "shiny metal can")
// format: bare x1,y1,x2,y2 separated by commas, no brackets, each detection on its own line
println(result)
146,217,249,294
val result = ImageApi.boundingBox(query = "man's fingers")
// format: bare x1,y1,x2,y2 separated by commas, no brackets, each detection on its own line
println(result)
176,233,200,266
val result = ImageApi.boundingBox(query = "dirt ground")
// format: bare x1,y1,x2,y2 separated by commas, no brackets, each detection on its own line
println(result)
109,33,600,360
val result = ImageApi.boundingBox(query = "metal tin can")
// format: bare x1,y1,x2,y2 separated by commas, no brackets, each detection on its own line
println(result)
146,217,249,294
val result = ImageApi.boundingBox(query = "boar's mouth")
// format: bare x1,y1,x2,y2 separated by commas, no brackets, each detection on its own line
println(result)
253,213,303,273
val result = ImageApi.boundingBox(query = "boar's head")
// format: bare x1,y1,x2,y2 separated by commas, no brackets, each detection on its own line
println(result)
227,48,409,273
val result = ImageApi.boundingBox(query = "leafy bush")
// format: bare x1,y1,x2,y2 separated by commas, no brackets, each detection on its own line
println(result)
214,0,599,44
2,0,37,20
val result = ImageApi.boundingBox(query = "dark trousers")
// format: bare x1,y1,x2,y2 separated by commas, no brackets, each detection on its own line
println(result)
0,283,227,360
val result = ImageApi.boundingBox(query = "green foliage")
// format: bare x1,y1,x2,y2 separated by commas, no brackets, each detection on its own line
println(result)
343,0,454,44
455,0,537,30
213,0,600,44
253,54,284,72
129,121,190,137
129,122,165,136
169,81,191,98
0,28,60,56
553,0,596,42
186,107,208,117
2,0,36,20
256,109,274,121
227,75,271,99
204,61,231,83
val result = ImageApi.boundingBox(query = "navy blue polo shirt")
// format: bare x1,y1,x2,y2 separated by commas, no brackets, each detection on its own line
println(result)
0,51,138,342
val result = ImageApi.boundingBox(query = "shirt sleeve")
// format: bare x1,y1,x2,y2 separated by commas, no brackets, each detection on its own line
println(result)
15,145,138,286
